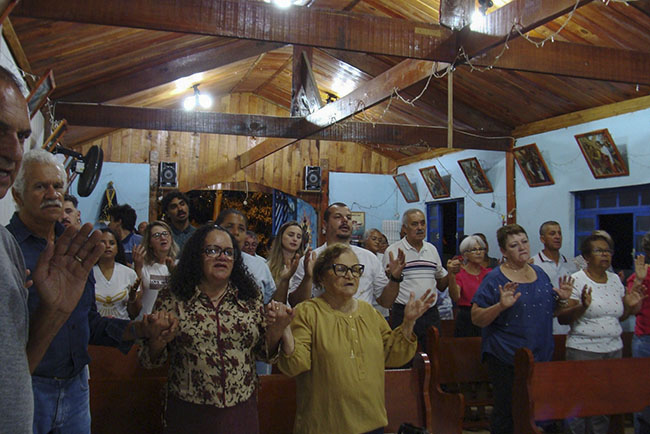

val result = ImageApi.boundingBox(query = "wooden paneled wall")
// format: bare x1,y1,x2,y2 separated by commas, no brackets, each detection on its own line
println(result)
77,93,396,198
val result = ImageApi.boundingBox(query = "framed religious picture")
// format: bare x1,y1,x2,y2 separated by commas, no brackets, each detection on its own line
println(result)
458,157,493,194
27,69,55,119
419,165,450,199
513,143,555,187
393,173,419,203
574,129,629,179
350,211,365,244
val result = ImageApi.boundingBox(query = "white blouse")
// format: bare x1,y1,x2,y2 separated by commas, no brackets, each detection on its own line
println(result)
93,263,138,320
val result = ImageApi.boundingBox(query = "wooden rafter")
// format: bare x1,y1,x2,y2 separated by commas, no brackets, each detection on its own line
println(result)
290,46,323,117
13,0,456,61
58,40,284,102
460,0,595,58
55,102,511,150
474,38,650,85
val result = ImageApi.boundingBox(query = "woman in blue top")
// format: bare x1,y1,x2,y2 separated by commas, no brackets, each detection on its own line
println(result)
471,224,573,434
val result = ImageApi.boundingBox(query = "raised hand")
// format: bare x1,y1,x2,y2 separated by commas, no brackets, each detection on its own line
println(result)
387,248,406,281
447,258,462,275
634,254,648,282
133,244,146,276
498,282,521,309
553,275,575,301
303,248,317,278
624,282,648,312
403,289,436,322
580,284,592,308
32,223,105,315
280,253,300,282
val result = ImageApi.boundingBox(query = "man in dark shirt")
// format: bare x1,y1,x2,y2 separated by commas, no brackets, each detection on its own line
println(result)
161,190,195,252
107,203,142,264
8,148,169,434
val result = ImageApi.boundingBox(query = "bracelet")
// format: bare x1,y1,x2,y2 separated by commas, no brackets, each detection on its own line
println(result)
389,273,404,283
557,299,569,306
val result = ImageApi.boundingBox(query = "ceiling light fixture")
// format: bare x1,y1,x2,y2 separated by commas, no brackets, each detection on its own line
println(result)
183,84,212,111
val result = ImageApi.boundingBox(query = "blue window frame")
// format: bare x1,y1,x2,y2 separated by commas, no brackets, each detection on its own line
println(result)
574,184,650,263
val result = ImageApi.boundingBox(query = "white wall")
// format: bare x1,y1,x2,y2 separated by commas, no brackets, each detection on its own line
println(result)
514,107,650,257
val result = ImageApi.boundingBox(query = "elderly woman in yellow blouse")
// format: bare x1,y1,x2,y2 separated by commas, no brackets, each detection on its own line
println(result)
277,243,435,434
139,225,293,434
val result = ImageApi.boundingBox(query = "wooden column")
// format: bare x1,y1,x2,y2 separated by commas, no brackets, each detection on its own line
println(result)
506,147,516,224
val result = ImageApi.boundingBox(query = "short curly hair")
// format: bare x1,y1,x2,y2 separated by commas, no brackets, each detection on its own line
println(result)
160,190,190,215
169,224,260,302
496,224,527,249
312,243,357,289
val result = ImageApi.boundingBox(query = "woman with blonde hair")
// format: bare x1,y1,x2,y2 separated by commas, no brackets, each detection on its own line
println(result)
132,220,179,317
267,220,305,303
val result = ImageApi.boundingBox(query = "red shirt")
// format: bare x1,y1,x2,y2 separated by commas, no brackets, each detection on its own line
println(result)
456,266,491,307
626,273,650,336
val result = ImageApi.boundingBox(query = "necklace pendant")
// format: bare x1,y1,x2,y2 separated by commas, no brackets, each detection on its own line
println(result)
350,349,355,359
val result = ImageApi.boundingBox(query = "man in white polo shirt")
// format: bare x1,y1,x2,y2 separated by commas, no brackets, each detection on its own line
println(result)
384,208,457,350
288,202,405,313
532,220,577,334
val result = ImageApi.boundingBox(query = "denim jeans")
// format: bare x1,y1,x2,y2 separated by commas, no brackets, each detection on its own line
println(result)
632,335,650,434
32,368,91,434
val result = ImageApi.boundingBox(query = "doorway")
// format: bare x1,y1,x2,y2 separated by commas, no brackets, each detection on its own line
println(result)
426,199,464,264
598,213,633,270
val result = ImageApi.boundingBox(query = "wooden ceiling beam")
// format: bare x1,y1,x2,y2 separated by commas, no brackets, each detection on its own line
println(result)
55,102,511,150
461,0,594,58
13,0,456,61
324,48,512,132
237,59,450,171
290,46,323,117
474,38,650,85
58,39,284,102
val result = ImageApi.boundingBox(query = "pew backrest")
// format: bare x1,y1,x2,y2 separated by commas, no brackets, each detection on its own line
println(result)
513,347,650,434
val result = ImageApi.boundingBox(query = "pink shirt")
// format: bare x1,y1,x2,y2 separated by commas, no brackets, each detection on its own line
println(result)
627,273,650,336
456,266,491,306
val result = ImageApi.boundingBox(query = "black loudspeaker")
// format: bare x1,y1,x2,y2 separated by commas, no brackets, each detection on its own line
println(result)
159,162,178,188
304,166,322,191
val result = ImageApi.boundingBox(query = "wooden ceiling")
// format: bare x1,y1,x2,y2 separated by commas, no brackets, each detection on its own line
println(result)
5,0,650,168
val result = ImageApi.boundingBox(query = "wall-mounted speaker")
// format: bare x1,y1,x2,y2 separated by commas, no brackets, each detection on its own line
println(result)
159,162,178,188
304,166,322,191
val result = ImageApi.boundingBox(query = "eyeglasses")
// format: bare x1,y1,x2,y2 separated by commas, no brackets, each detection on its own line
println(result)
331,263,365,278
204,246,235,259
592,248,614,256
467,248,486,253
151,231,170,239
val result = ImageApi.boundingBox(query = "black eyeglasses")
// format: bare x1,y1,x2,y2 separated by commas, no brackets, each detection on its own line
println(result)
204,245,235,259
151,231,170,239
331,263,365,277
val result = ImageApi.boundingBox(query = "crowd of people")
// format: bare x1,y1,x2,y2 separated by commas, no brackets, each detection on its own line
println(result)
1,64,648,434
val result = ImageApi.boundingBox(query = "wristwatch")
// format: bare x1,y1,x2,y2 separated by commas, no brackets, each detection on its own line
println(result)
389,273,404,283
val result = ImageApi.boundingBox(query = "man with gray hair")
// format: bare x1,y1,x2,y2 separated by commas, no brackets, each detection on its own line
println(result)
0,66,106,433
383,208,459,350
8,148,168,433
532,220,577,334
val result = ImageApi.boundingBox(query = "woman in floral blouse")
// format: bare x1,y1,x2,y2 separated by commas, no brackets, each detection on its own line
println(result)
277,243,435,434
139,225,293,434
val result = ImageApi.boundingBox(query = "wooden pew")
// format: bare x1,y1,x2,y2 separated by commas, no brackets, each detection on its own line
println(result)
426,327,486,433
513,347,650,434
88,345,167,434
258,352,432,434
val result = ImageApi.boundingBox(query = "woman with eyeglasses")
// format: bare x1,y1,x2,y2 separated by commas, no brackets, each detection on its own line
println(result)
471,224,574,434
267,220,305,303
447,235,492,337
132,220,179,317
93,228,140,319
557,233,645,434
277,243,435,434
139,225,293,433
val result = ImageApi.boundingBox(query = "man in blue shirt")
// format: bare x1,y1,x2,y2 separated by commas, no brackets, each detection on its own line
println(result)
107,203,142,265
8,149,170,434
161,190,195,252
